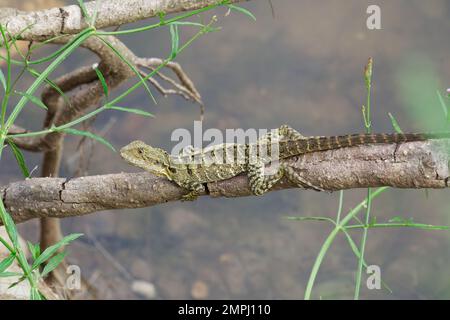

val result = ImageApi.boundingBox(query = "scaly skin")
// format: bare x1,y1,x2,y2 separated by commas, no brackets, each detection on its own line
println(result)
120,125,450,200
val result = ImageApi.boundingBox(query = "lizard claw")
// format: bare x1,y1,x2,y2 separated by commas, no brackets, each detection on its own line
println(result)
181,193,198,201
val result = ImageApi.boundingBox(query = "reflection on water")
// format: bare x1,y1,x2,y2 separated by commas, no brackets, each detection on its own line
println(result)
2,0,450,299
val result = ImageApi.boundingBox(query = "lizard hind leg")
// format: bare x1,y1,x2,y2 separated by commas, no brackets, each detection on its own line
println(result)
283,164,324,192
248,162,325,196
258,125,306,143
248,162,285,196
278,125,306,140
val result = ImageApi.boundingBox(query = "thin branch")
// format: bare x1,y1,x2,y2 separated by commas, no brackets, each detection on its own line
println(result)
0,0,247,41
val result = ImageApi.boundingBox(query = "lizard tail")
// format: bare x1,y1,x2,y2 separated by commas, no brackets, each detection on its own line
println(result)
281,132,450,157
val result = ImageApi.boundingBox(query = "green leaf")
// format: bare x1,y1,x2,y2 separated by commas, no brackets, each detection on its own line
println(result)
388,216,405,223
169,23,179,59
15,91,48,110
27,241,40,260
170,21,221,33
437,90,450,124
32,233,83,270
90,0,100,26
1,209,19,248
0,236,13,253
158,11,166,24
95,35,157,105
8,276,26,289
41,251,67,278
77,0,90,23
7,139,30,178
94,66,108,97
0,68,6,91
61,128,115,151
0,271,22,278
27,67,71,108
171,21,206,28
109,105,154,117
387,112,403,133
226,4,256,21
285,216,336,225
0,254,15,273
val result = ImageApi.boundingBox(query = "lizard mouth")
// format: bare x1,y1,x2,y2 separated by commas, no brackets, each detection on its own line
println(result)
145,164,172,181
120,154,172,181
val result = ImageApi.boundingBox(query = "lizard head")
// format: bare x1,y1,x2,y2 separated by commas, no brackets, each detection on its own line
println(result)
120,140,173,180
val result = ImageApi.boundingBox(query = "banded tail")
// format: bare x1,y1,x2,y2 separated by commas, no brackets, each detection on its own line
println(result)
279,132,450,157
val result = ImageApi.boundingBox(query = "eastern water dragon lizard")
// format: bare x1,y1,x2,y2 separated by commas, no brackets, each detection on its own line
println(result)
120,125,450,200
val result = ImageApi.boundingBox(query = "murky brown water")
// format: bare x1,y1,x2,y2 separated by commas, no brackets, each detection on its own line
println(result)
1,0,450,299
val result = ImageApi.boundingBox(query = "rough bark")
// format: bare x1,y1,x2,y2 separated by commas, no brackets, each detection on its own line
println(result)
2,139,449,225
0,0,247,41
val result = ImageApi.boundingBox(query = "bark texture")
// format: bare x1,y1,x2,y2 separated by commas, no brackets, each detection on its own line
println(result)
0,0,247,41
2,139,449,225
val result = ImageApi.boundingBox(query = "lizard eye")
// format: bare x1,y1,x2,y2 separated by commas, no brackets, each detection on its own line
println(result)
137,148,143,154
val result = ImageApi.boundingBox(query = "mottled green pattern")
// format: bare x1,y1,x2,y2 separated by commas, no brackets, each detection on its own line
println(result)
120,126,450,200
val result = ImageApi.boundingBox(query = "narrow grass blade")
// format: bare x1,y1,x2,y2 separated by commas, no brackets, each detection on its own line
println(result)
226,4,256,21
27,241,40,260
14,91,48,110
7,139,30,177
387,112,403,133
94,66,108,97
0,68,6,91
0,205,19,247
0,254,15,273
27,67,71,108
285,216,336,225
171,21,206,28
77,0,90,23
90,0,100,26
0,236,13,253
169,23,179,58
437,90,450,124
109,106,154,117
95,35,157,105
437,90,448,118
0,272,22,278
32,233,83,270
61,128,115,151
41,251,67,278
345,222,449,231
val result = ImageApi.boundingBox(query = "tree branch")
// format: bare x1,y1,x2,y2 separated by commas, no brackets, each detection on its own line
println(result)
2,139,449,225
0,0,247,41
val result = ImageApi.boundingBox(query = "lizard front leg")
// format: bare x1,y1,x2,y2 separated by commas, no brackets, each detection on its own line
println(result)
178,181,206,201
